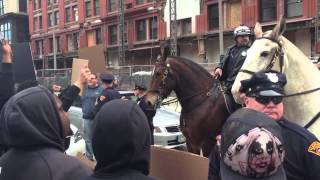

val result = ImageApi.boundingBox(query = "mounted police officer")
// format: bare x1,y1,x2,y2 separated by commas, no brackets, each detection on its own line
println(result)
214,25,252,111
94,73,121,115
133,82,156,145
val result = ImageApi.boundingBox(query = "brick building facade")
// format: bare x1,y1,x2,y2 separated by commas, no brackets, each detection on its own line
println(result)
29,0,166,70
29,0,319,70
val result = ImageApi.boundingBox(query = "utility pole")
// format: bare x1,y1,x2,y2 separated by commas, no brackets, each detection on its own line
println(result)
218,0,224,54
53,31,57,70
169,0,177,56
118,0,125,66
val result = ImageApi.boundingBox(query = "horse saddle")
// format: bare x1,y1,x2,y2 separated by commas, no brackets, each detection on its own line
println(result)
223,92,241,114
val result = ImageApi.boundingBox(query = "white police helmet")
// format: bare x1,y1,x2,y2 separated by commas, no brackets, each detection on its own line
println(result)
234,25,251,38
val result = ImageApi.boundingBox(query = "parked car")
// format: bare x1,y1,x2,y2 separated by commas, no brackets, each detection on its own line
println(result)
66,91,186,156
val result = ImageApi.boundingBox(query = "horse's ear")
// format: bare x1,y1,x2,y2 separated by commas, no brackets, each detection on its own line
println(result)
254,22,263,38
160,41,170,62
270,16,286,40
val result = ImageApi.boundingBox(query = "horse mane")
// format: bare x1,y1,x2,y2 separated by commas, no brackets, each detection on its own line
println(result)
167,56,214,81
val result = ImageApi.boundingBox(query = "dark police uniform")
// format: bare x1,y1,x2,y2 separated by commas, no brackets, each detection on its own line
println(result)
94,73,121,116
218,45,250,88
135,83,156,145
278,119,320,180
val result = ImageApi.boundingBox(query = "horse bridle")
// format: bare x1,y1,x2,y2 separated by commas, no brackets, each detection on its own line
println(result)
148,62,170,106
148,61,214,108
239,36,320,128
239,36,284,76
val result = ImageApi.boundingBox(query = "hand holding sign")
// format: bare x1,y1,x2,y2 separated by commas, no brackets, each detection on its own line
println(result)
1,39,12,63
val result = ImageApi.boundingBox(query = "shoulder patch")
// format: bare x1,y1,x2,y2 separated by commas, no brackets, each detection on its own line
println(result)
308,141,320,156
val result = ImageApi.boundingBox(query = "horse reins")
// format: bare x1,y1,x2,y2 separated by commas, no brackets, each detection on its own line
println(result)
239,36,320,128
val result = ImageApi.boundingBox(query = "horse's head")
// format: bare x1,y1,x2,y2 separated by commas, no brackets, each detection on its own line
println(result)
232,17,287,104
145,57,177,108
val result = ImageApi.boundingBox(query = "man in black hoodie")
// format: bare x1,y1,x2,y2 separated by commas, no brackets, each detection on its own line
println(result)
85,99,154,180
0,40,13,111
0,86,92,180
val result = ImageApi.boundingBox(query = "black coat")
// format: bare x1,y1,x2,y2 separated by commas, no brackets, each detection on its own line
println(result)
0,86,92,180
83,100,155,180
0,63,14,112
217,45,250,86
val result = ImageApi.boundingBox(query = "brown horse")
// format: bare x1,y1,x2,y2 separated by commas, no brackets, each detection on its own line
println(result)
145,56,230,156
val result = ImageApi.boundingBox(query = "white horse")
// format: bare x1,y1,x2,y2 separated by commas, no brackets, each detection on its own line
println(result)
232,18,320,138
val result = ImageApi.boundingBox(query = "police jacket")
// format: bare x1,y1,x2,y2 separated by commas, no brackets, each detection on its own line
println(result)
217,45,250,84
137,95,156,128
0,86,92,180
278,118,320,180
94,87,121,115
208,118,320,180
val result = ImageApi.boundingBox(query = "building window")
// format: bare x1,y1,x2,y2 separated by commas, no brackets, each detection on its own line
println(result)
149,17,158,39
208,4,219,30
56,36,60,52
33,17,38,31
19,0,27,12
109,25,117,45
39,16,43,29
87,29,102,47
94,0,100,16
72,5,78,22
286,0,303,18
67,33,80,51
147,0,154,2
136,19,146,41
260,0,277,22
48,11,59,27
0,0,4,15
34,0,41,10
49,38,54,53
54,11,59,25
48,0,58,4
108,0,117,12
65,7,71,23
49,36,60,53
85,1,91,18
95,28,102,44
177,18,191,36
35,40,44,55
136,0,144,5
0,22,11,43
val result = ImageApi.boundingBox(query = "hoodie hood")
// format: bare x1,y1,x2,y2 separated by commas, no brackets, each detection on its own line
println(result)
93,99,151,176
0,86,64,151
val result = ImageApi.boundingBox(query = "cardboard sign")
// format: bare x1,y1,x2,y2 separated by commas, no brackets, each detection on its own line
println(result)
79,44,106,74
150,146,209,180
71,58,89,84
71,58,88,95
0,42,36,83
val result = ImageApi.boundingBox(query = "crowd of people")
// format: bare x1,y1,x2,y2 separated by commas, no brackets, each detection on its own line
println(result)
0,22,320,180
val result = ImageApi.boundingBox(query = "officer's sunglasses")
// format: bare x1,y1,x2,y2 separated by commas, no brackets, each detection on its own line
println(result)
250,95,283,105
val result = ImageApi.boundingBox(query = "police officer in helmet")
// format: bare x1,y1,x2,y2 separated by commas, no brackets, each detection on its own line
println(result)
214,25,252,111
94,73,121,115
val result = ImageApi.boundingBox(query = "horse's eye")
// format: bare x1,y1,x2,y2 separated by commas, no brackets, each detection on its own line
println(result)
155,72,162,76
260,51,269,58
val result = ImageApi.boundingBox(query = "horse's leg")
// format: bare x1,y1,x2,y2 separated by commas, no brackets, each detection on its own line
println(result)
186,138,200,155
202,138,216,157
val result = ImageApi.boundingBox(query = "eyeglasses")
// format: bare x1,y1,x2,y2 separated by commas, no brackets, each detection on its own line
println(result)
250,96,283,105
